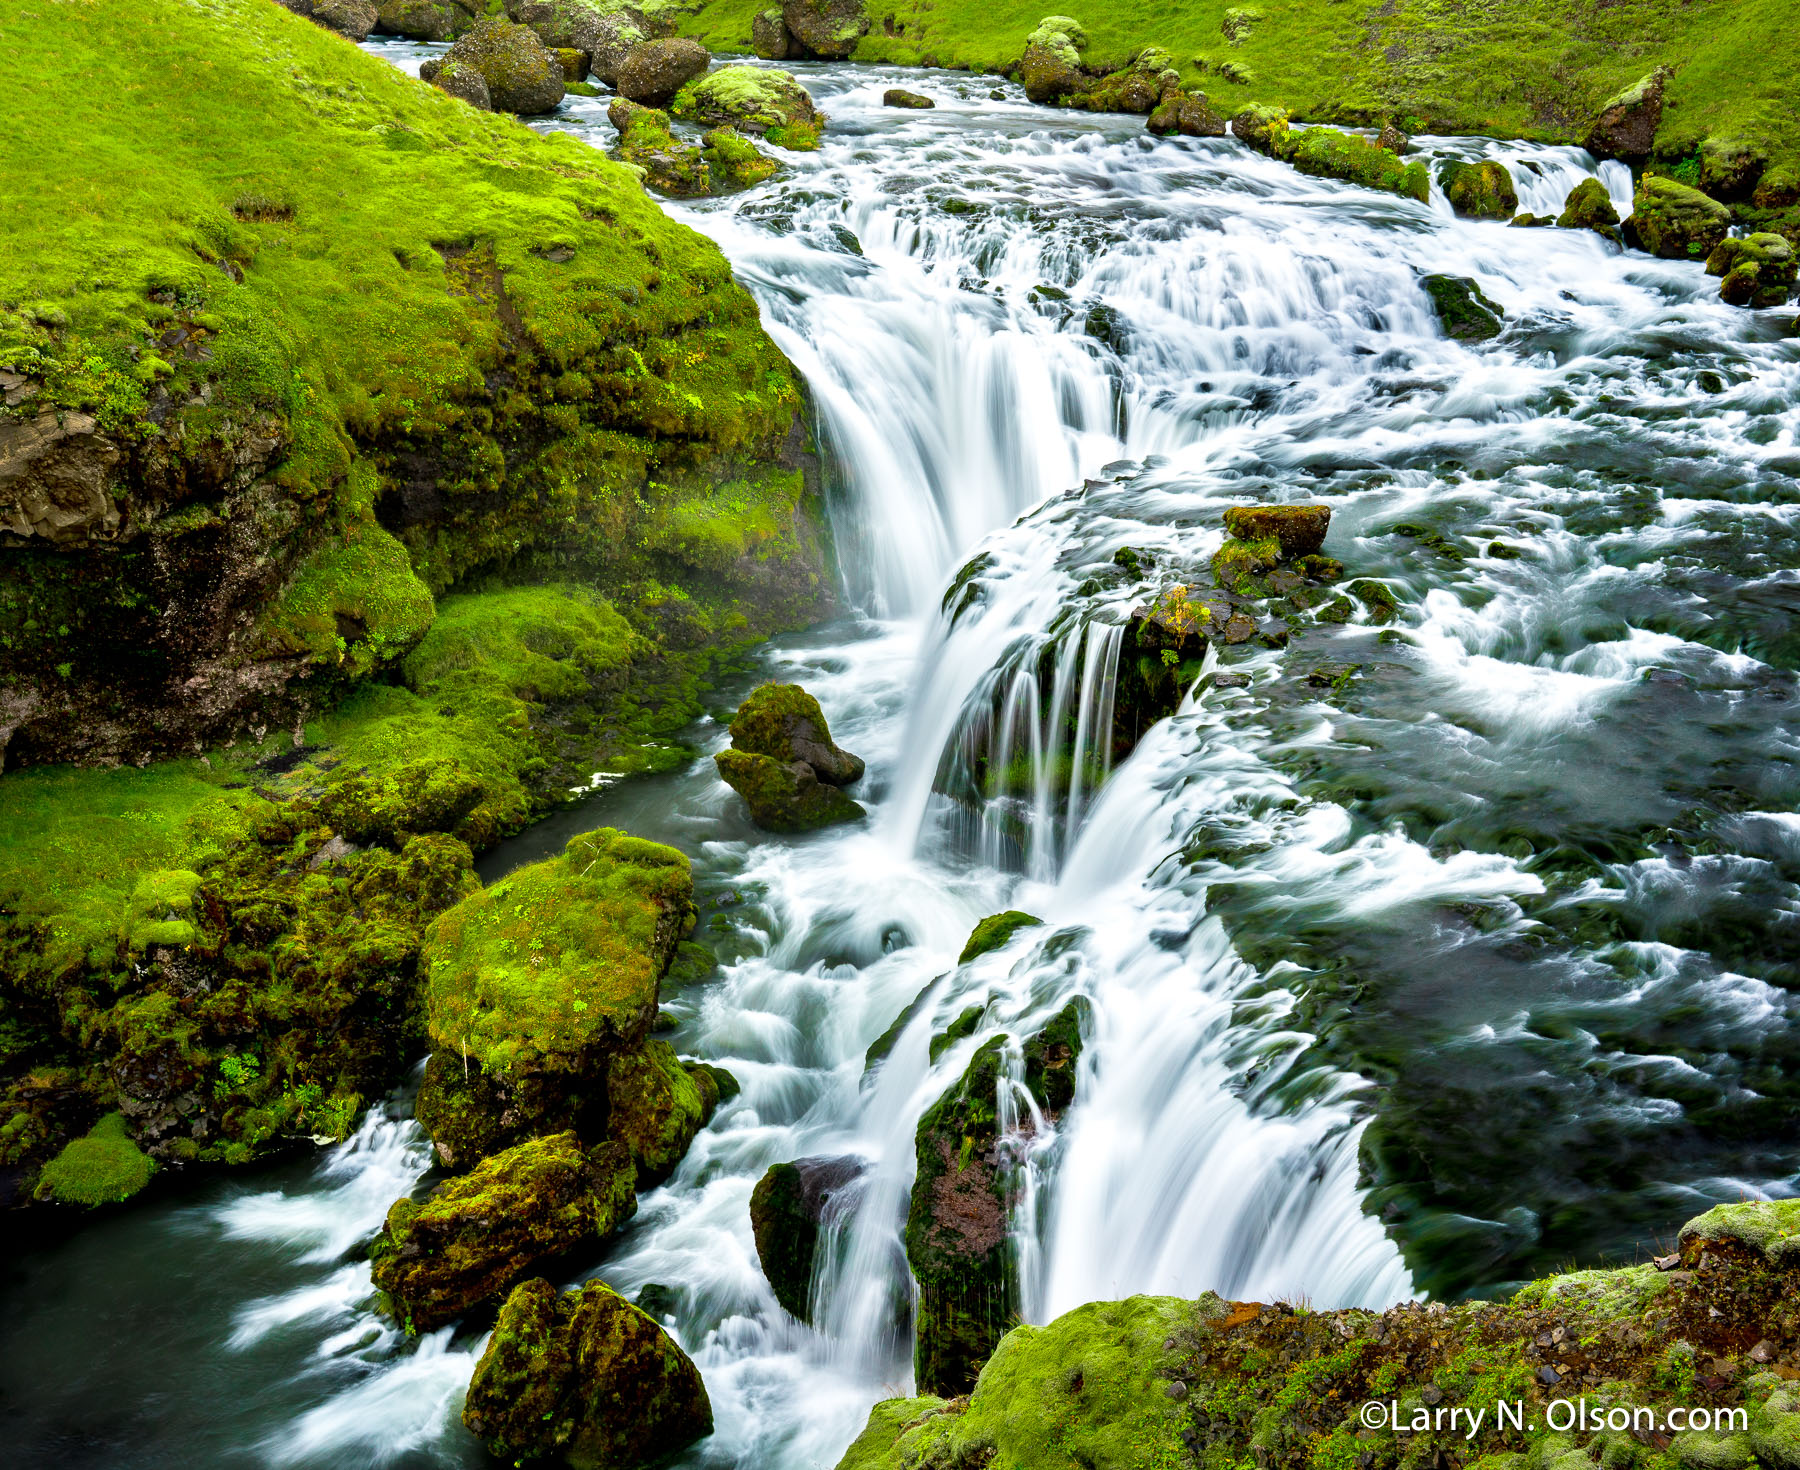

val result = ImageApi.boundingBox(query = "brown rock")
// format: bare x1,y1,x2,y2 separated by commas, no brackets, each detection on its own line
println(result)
1585,69,1668,161
782,0,867,61
0,411,123,544
616,37,710,107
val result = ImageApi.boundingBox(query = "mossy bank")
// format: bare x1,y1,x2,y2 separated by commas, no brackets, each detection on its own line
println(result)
0,0,832,1218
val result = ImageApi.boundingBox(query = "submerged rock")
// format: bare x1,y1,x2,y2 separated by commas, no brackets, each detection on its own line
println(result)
278,0,378,41
464,1277,712,1467
375,0,480,42
671,65,824,150
782,0,867,60
1438,158,1518,219
1019,16,1090,105
1585,67,1668,161
371,1133,636,1330
1624,174,1732,259
959,910,1044,963
750,1156,866,1321
420,17,564,114
1556,177,1621,242
1420,273,1505,341
616,36,710,107
715,683,866,831
1707,233,1798,308
884,88,935,109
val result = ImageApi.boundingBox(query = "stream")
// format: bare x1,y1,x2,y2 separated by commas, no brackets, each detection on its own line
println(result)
4,55,1799,1470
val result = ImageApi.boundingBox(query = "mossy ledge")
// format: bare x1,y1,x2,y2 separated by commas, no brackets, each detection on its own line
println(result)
846,1197,1800,1470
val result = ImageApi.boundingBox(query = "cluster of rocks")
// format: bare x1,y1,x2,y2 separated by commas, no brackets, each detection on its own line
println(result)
714,682,867,831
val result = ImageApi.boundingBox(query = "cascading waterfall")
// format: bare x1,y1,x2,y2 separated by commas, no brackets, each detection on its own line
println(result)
10,48,1797,1470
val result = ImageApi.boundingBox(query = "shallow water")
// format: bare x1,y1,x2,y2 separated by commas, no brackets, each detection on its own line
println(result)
5,54,1798,1470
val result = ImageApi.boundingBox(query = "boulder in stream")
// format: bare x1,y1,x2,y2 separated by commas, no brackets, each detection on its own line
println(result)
1624,174,1733,259
374,0,480,41
1438,158,1518,220
1556,177,1622,242
1420,272,1505,342
671,65,825,150
750,1156,866,1321
1019,16,1091,106
616,36,710,108
277,0,379,41
959,910,1044,963
715,683,867,831
420,17,565,114
1074,48,1178,116
1230,102,1290,157
464,1277,713,1467
782,0,868,60
610,100,713,197
371,1132,636,1330
1707,233,1798,308
884,88,935,110
1148,87,1226,138
1584,68,1669,161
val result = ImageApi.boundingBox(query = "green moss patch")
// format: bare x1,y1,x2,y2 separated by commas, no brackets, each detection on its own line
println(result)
958,910,1044,963
33,1111,154,1207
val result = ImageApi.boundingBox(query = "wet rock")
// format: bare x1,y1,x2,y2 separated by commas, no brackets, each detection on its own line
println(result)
1222,505,1330,560
702,125,781,190
782,0,867,60
1585,68,1669,161
1509,212,1553,227
1075,48,1178,116
422,17,564,114
1706,233,1797,308
750,1156,866,1321
1019,16,1090,106
1754,166,1800,211
884,88,935,110
610,100,712,197
1376,120,1408,154
721,682,865,792
463,1277,712,1467
1420,273,1505,342
1438,158,1518,220
374,0,480,42
1287,128,1429,203
1114,583,1211,755
605,1038,712,1184
715,748,865,832
1556,177,1621,242
371,1133,636,1330
277,0,379,41
753,7,794,60
616,36,709,108
960,911,1043,964
670,66,824,150
1624,175,1733,260
575,11,659,87
1148,87,1226,138
1230,102,1289,157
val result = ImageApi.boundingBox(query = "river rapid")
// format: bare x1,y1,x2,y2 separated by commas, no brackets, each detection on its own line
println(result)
4,55,1798,1470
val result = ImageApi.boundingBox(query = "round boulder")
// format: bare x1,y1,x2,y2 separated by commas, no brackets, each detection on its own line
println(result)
670,66,824,150
1707,233,1797,308
1230,102,1289,157
884,88,934,110
752,6,794,59
432,17,565,114
1623,175,1732,260
616,37,710,107
278,0,380,41
1556,177,1622,242
426,56,493,109
750,1156,866,1322
374,0,480,41
1438,158,1518,220
577,12,650,87
1019,15,1090,105
782,0,867,61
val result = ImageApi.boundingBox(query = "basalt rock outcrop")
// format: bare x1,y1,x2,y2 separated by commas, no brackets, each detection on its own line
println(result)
714,683,866,831
750,1155,866,1322
419,17,566,114
615,36,710,108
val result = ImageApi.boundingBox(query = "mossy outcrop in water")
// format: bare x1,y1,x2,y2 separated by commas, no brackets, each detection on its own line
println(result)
959,911,1044,964
1706,233,1797,308
715,683,867,831
1625,175,1734,260
750,1155,865,1321
1421,274,1507,342
1440,158,1519,220
464,1276,713,1468
1558,178,1623,242
670,66,825,149
32,1112,155,1207
1284,128,1429,203
846,1198,1800,1470
371,1132,637,1330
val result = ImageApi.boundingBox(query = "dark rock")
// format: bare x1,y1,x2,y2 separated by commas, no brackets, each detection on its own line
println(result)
1075,48,1178,116
1230,103,1289,157
1438,159,1518,220
1584,68,1669,161
1114,583,1210,756
370,1133,636,1330
1624,175,1732,260
750,1156,866,1321
551,46,587,82
1376,120,1408,154
617,36,710,107
1707,233,1798,308
574,10,661,87
1556,178,1621,242
884,88,935,109
782,0,867,60
729,682,864,783
715,749,865,831
753,7,794,59
959,911,1043,964
374,0,480,41
1019,16,1090,105
1420,273,1505,341
426,57,491,109
430,17,564,114
1148,87,1226,138
278,0,379,41
463,1277,712,1467
1223,505,1330,560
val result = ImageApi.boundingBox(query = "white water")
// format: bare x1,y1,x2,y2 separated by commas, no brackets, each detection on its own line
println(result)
153,50,1800,1470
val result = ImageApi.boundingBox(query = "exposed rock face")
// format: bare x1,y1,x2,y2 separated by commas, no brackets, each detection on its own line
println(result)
421,17,565,114
1707,233,1798,308
670,65,824,149
1420,273,1505,341
374,0,480,41
1584,68,1668,161
1019,16,1090,105
0,411,124,544
616,36,710,107
1556,177,1621,242
884,88,934,109
1624,174,1733,259
371,1133,637,1330
277,0,379,40
1112,582,1211,755
750,1156,866,1321
1230,102,1289,157
753,7,794,59
906,1002,1086,1396
715,683,866,831
782,0,868,61
463,1277,713,1468
1438,158,1518,219
1148,87,1226,138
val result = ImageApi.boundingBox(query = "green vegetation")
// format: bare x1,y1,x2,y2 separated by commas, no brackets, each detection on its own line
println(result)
958,910,1044,964
670,65,826,149
33,1111,155,1206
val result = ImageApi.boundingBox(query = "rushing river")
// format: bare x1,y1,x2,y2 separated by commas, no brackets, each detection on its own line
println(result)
6,53,1800,1470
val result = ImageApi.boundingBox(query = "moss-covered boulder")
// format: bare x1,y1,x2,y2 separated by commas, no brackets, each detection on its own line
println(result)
715,748,865,831
414,827,693,1167
1557,177,1622,242
906,1003,1085,1396
702,126,781,188
605,1039,710,1183
670,66,824,150
560,6,660,86
1074,49,1177,116
463,1277,713,1468
753,8,794,59
279,0,379,41
1625,174,1733,259
428,56,493,109
374,0,479,40
1112,582,1212,752
610,100,712,196
1019,16,1090,106
1286,128,1429,203
1148,88,1225,138
616,36,710,108
1421,273,1505,341
959,910,1043,964
371,1132,636,1330
1585,67,1668,161
32,1112,155,1207
750,1155,865,1322
884,88,935,110
419,17,564,115
1230,102,1289,157
781,0,867,61
1706,233,1797,308
1439,158,1518,219
1223,505,1330,560
728,683,864,785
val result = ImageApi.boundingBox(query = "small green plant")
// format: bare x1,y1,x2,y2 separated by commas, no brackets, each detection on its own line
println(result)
215,1051,261,1099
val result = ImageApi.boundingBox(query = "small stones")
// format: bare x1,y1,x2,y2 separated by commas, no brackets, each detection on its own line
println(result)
1751,1340,1776,1363
1166,1380,1189,1399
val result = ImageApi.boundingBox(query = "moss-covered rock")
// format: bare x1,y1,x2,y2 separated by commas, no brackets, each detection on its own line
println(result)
1439,158,1519,219
616,36,710,108
375,0,480,41
463,1277,713,1468
1706,232,1797,308
1585,67,1669,161
702,126,781,188
753,7,794,59
550,46,588,81
750,1155,865,1322
605,1039,708,1183
884,88,935,109
1286,128,1429,203
371,1132,636,1330
1625,174,1733,259
428,56,493,109
714,748,866,831
1114,583,1212,752
1223,505,1330,559
782,0,868,61
1421,273,1506,341
727,683,864,785
1019,16,1090,106
420,17,564,114
1074,49,1177,116
610,100,714,197
670,66,824,150
567,8,656,86
32,1111,155,1207
1230,102,1289,157
279,0,379,41
1148,88,1226,138
1557,177,1622,242
959,910,1043,964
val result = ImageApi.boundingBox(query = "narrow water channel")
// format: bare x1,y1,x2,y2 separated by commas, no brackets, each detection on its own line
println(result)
3,55,1797,1470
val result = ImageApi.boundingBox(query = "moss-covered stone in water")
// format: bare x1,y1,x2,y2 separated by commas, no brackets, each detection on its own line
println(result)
749,1156,864,1322
1706,233,1797,308
371,1132,636,1330
728,683,864,784
958,910,1043,964
715,749,867,831
1072,50,1176,116
1286,128,1430,203
1148,88,1226,138
1422,273,1506,341
1231,102,1290,157
609,99,714,197
463,1277,712,1467
1223,505,1330,559
1439,158,1519,219
604,1038,707,1183
670,65,824,150
929,1005,986,1062
1211,535,1282,594
1114,583,1212,753
1019,16,1090,105
702,126,781,188
1625,175,1733,259
615,35,711,108
33,1112,154,1207
1021,999,1085,1113
883,88,935,109
1557,177,1622,242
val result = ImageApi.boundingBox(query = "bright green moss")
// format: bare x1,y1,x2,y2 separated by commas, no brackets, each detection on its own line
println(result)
1211,534,1282,594
670,65,823,149
1286,128,1429,203
423,826,692,1074
34,1112,155,1207
605,1039,707,1181
958,910,1044,964
1678,1198,1800,1263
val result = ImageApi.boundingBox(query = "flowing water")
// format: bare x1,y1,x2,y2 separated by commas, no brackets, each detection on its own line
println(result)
6,54,1800,1470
